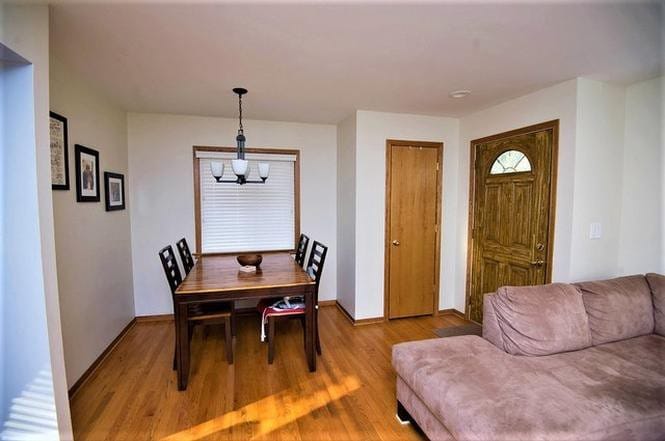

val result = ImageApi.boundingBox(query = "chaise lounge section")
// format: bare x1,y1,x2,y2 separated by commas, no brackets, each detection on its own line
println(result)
392,274,665,440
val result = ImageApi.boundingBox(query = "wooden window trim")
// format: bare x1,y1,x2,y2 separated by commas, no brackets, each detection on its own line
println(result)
192,145,301,256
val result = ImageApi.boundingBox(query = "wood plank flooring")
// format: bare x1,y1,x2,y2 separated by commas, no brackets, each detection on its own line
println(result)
70,306,467,440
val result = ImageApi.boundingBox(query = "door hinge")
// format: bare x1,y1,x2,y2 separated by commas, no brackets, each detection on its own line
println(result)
436,162,440,171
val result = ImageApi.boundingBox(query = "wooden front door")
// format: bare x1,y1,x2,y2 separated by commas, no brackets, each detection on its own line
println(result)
385,140,442,319
467,121,558,323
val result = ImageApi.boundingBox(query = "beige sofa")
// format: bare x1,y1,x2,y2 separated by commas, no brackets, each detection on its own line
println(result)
392,273,665,440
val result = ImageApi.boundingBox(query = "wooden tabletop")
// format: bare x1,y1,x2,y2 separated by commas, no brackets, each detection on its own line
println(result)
176,253,315,295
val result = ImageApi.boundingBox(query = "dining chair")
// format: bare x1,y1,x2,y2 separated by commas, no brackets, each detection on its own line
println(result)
294,233,310,267
159,245,234,366
176,237,195,275
258,240,328,364
175,237,237,336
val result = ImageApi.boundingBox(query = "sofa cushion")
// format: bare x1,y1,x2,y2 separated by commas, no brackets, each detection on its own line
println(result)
576,275,654,345
491,283,591,356
392,334,665,441
646,273,665,336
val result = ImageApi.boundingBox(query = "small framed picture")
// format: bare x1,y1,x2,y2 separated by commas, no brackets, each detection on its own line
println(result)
75,144,100,202
104,172,126,211
49,112,70,190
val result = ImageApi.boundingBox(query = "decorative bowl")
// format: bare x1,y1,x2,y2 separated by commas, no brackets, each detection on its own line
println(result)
237,254,263,267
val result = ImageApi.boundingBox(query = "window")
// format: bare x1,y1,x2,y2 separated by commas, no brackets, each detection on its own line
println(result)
194,147,299,254
490,149,532,174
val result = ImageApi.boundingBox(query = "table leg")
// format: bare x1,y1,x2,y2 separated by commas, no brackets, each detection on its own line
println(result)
176,302,190,390
305,289,316,372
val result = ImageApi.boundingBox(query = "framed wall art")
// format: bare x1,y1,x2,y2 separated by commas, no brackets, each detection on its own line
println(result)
104,172,126,211
75,144,100,202
49,111,70,190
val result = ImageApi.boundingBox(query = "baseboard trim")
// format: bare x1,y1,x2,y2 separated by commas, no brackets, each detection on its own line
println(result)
135,314,173,322
68,318,136,398
336,301,355,324
354,316,385,326
335,301,384,326
318,300,337,307
438,308,466,320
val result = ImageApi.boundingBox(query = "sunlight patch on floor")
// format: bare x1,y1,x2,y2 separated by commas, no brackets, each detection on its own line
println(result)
161,374,362,440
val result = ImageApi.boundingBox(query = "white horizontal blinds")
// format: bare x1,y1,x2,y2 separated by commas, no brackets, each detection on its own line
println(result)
199,155,295,253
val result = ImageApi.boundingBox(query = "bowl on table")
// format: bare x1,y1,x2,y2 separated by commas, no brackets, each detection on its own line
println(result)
237,254,263,268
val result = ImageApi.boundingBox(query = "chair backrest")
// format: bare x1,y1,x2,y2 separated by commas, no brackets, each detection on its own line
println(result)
295,233,310,267
159,245,182,295
306,241,328,300
176,237,195,274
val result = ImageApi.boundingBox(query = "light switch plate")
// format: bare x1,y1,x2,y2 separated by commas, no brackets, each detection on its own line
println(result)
589,222,602,239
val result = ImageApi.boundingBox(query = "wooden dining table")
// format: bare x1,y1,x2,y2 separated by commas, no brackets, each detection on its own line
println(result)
174,252,317,390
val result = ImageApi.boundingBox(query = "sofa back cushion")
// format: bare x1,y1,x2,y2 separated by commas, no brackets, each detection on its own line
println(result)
575,275,654,345
646,273,665,336
489,283,592,356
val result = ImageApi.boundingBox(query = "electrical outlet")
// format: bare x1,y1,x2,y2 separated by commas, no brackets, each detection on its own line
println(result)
589,222,602,240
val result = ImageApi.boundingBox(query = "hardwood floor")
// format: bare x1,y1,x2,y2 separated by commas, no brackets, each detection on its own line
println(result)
71,305,467,440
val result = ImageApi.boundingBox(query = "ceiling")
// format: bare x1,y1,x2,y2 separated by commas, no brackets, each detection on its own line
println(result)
50,2,663,124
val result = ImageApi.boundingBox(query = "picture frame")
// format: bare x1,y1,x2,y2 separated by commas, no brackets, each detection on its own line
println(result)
75,144,100,202
49,111,70,190
104,172,126,211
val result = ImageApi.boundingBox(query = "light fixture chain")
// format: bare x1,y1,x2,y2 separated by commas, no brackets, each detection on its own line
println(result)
238,93,243,133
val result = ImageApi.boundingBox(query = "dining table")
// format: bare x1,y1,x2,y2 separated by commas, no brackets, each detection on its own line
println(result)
174,252,317,390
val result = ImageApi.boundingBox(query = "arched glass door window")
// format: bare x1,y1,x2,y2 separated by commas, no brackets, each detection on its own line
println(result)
490,149,532,174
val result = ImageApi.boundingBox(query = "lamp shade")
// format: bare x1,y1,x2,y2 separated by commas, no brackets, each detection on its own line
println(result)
232,159,248,177
258,163,270,179
210,161,224,178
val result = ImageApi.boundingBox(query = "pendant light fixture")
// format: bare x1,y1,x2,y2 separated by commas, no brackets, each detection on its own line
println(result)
210,88,270,184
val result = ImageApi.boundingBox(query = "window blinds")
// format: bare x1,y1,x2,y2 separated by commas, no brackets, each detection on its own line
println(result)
198,152,296,253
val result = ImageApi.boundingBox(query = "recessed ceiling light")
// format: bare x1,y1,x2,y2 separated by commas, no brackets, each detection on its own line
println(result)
449,89,471,99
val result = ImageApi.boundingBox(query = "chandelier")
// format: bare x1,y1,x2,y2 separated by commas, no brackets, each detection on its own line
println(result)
210,88,269,184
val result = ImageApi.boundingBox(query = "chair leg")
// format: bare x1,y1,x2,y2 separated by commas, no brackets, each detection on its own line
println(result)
300,316,306,350
224,318,234,364
172,335,177,370
268,316,275,364
315,309,322,355
231,302,237,337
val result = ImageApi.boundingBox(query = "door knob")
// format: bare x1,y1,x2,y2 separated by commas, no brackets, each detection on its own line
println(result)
392,240,400,246
530,259,545,266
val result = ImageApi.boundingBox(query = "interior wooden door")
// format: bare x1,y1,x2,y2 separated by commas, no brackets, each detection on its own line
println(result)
386,141,442,319
467,122,557,323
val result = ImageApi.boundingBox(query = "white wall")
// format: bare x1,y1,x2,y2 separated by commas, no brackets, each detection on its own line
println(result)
458,79,579,309
570,78,626,280
619,76,664,274
457,77,662,311
336,113,356,317
128,113,337,316
0,59,5,430
354,110,460,319
50,56,135,387
0,4,72,439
